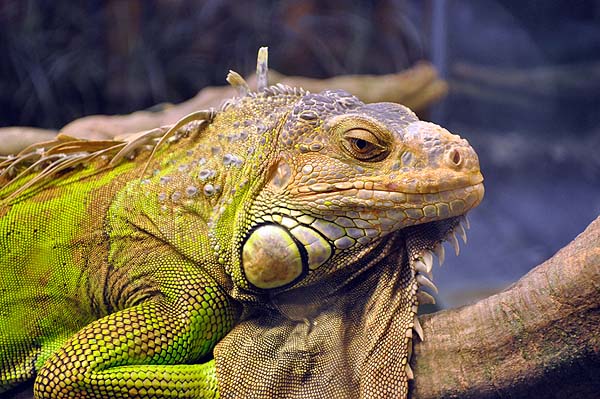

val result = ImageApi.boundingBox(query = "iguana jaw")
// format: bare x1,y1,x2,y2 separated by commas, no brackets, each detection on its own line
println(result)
239,181,482,292
239,149,483,291
290,182,484,231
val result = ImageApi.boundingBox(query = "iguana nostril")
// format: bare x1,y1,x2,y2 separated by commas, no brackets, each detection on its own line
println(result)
449,149,462,167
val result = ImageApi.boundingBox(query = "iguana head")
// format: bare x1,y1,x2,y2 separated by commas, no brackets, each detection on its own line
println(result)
211,86,484,398
237,88,484,292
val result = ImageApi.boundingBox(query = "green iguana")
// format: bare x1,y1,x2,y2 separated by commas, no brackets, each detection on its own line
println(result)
0,48,484,398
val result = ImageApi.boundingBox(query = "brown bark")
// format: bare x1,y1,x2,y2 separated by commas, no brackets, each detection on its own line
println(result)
411,215,600,398
55,63,445,140
0,127,57,156
1,62,445,156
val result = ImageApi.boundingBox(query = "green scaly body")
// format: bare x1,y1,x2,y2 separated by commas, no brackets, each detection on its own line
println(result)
0,49,484,398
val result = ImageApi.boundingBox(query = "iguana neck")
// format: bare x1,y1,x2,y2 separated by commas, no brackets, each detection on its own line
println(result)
251,233,408,321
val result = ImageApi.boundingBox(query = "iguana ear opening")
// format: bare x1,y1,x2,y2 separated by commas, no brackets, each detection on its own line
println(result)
267,159,292,190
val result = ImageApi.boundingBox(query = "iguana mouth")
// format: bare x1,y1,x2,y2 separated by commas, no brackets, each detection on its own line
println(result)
294,182,483,211
295,180,482,196
289,182,483,233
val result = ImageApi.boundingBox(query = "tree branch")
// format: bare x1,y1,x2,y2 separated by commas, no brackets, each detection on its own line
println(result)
0,62,446,156
56,62,445,140
0,127,57,157
411,215,600,398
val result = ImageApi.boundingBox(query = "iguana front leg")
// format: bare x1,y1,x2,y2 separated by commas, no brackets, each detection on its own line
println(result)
34,268,235,399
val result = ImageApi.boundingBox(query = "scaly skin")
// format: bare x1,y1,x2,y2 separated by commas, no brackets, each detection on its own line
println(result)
0,49,483,398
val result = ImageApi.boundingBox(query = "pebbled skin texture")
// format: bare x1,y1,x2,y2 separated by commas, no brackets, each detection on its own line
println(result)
0,55,483,398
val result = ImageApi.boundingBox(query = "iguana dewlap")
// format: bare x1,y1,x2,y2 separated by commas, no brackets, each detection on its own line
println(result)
0,48,483,398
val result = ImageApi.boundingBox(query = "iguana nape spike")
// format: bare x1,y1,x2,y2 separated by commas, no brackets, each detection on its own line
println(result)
226,70,250,97
109,127,169,167
139,109,216,179
256,46,269,92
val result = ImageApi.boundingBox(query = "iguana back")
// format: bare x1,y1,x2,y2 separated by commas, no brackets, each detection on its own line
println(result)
0,141,141,384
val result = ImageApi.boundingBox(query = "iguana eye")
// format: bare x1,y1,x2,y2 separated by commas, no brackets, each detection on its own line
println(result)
342,129,388,161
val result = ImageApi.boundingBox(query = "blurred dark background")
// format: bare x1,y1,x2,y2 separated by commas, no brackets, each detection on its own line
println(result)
1,0,599,307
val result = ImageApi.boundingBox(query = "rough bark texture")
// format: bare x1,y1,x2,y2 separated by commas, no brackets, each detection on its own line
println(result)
411,215,600,398
0,62,446,156
0,127,57,157
56,62,446,140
